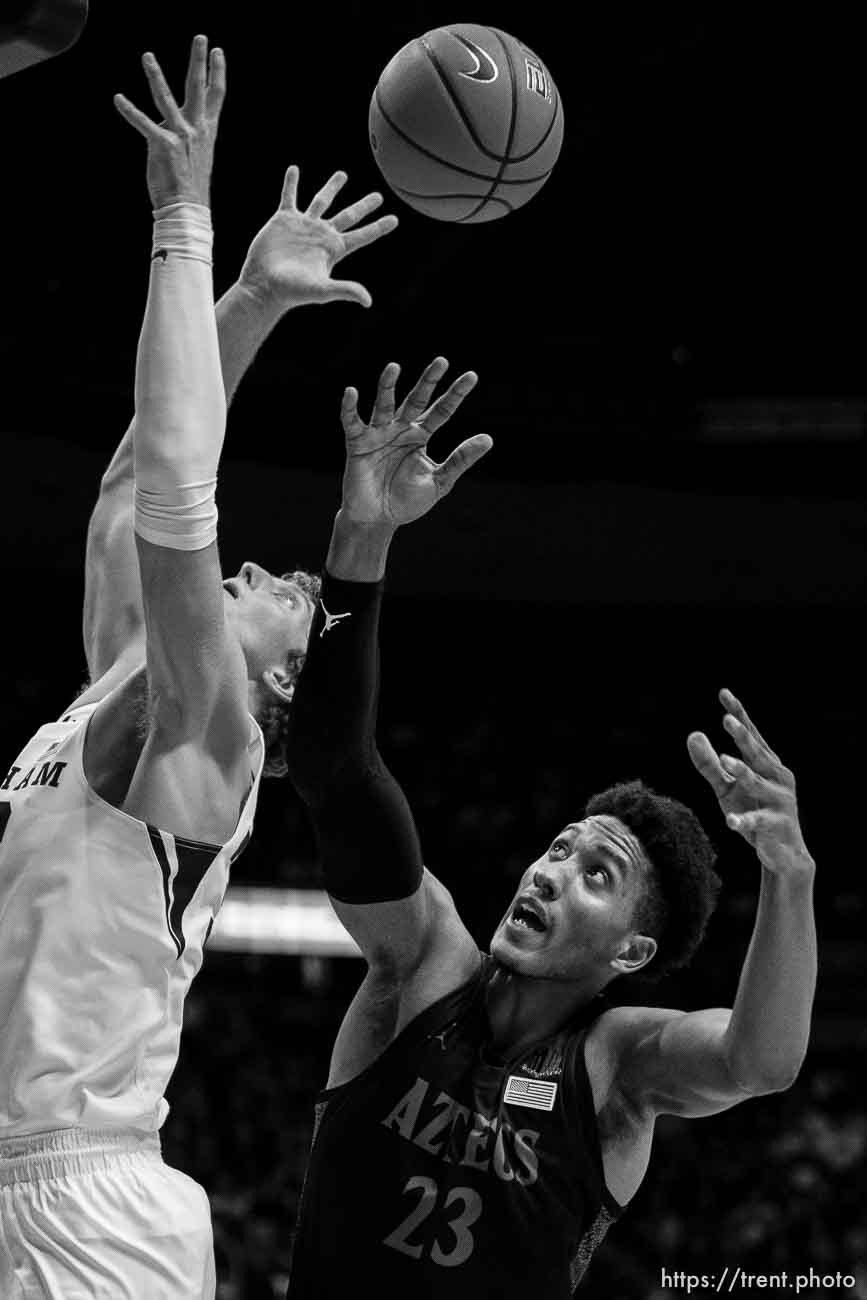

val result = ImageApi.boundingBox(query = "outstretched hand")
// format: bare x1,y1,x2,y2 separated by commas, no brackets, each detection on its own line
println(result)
687,689,813,877
238,166,399,310
114,34,226,209
340,357,493,527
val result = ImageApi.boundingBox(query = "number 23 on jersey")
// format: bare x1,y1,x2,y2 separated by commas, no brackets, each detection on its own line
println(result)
384,1175,483,1268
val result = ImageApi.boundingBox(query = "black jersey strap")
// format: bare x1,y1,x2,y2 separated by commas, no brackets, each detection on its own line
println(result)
286,571,424,904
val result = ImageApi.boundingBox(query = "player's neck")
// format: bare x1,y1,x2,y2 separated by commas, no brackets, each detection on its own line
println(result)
484,962,601,1058
247,679,261,719
247,677,273,723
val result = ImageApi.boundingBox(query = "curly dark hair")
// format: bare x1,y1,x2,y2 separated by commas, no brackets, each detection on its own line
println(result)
258,569,322,779
583,778,721,981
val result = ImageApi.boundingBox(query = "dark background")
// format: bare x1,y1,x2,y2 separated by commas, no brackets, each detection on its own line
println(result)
1,3,864,1297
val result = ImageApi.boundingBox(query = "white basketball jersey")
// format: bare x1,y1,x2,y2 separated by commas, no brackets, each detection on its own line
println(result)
0,701,263,1138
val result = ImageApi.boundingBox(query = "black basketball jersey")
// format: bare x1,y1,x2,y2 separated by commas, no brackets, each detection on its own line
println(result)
287,956,623,1298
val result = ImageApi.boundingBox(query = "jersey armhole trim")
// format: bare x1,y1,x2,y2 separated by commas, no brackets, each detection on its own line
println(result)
72,707,264,852
572,1029,627,1217
316,951,485,1105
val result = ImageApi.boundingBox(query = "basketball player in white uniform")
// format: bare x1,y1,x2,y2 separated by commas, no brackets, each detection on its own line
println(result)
0,35,397,1298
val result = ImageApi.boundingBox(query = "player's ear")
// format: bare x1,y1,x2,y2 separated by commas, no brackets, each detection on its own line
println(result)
263,665,295,704
609,932,657,978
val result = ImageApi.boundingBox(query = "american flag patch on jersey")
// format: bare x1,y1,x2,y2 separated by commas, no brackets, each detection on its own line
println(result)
504,1075,558,1111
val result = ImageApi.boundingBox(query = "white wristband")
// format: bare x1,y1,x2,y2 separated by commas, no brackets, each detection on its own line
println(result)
152,201,213,265
134,479,219,552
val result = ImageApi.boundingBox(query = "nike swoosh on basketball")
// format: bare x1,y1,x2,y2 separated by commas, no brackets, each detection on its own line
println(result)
453,34,499,84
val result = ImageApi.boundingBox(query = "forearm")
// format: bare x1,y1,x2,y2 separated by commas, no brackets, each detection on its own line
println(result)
133,204,226,487
287,566,384,794
83,468,141,664
289,511,396,776
326,509,396,582
724,863,817,1090
216,279,288,406
95,279,283,509
286,552,424,903
82,421,142,673
88,418,135,542
85,257,287,658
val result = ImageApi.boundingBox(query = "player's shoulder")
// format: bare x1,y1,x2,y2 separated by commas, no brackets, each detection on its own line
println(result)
591,1003,685,1041
584,1003,685,1103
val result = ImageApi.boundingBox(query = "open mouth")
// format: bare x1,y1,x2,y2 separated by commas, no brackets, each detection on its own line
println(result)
510,900,547,933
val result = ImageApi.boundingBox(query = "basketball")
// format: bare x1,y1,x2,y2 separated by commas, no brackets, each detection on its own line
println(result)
368,24,563,223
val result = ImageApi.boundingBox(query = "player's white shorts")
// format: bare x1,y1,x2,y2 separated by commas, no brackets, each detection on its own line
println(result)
0,1127,215,1300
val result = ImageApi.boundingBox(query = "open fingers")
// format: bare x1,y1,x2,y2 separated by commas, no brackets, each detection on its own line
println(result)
330,190,384,233
280,164,300,212
721,710,780,780
717,753,775,802
341,386,363,437
370,362,401,427
141,52,188,134
686,731,736,800
420,371,479,436
719,689,778,757
398,357,450,425
205,45,226,118
183,34,208,117
323,279,373,309
435,434,493,496
306,171,349,220
725,807,790,844
113,92,168,143
341,214,399,258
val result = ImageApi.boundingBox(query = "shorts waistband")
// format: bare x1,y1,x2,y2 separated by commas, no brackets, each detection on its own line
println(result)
0,1127,162,1187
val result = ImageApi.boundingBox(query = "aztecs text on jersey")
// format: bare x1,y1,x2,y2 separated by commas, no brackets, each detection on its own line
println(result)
0,702,262,1137
287,958,622,1298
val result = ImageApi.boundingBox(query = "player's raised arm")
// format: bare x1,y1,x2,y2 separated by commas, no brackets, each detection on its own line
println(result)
82,426,144,688
612,690,816,1118
286,359,492,980
79,155,397,700
110,36,249,757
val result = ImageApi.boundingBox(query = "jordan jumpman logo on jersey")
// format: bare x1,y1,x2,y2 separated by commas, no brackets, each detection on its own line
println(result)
319,601,352,638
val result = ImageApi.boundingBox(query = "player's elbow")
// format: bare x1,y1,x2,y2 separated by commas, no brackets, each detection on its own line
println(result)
364,940,423,986
728,1053,805,1096
756,1060,805,1094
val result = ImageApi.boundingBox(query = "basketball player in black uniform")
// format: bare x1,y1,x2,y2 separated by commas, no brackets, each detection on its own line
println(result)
284,360,817,1297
